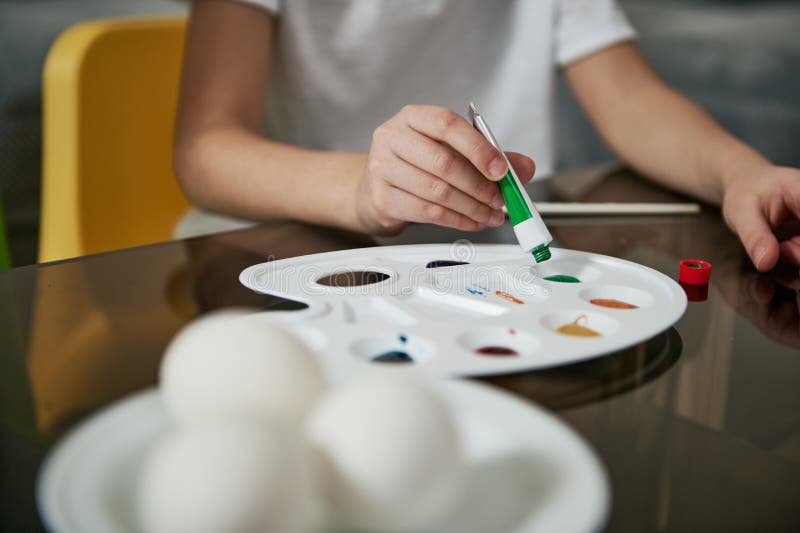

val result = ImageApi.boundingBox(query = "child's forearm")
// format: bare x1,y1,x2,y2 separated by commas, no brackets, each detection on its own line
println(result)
175,0,368,233
175,127,368,232
565,43,771,205
594,80,770,205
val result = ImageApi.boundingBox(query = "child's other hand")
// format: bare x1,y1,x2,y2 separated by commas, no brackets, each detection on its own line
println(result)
355,105,536,235
722,165,800,272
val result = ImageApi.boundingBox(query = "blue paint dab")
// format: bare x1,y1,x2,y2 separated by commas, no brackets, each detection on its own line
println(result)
398,334,408,344
466,288,484,296
373,351,413,363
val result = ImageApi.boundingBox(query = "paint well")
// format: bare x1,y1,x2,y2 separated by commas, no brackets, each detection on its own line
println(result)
590,298,638,310
410,286,508,316
556,315,602,337
458,326,540,358
475,346,518,356
352,334,434,364
533,260,602,283
544,274,581,283
316,270,390,287
425,260,470,268
578,285,654,309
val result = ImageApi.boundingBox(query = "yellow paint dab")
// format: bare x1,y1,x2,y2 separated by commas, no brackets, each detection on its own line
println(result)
556,314,601,337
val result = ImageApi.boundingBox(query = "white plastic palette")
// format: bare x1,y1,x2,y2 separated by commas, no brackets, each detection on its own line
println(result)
239,244,687,380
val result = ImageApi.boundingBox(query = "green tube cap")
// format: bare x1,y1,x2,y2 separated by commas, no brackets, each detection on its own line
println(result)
532,244,551,263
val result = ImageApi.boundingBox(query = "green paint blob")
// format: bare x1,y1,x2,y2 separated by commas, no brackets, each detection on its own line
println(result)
544,274,581,283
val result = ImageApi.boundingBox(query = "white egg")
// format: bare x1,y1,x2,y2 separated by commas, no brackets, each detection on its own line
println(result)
138,419,315,533
160,311,325,425
307,373,465,532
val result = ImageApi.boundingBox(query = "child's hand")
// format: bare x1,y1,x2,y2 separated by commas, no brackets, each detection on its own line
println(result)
355,105,536,235
722,165,800,271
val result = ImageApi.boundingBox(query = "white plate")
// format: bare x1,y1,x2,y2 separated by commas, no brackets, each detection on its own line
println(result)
239,244,687,380
38,380,609,533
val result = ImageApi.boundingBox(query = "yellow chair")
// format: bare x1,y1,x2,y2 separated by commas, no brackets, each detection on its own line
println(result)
0,196,11,268
40,16,190,263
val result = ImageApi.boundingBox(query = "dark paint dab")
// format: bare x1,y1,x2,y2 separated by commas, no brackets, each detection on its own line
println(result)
316,271,390,287
373,351,413,363
544,274,581,283
398,334,408,344
426,260,470,268
476,346,518,356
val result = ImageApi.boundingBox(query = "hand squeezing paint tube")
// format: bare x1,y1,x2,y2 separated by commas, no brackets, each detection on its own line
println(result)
469,102,553,263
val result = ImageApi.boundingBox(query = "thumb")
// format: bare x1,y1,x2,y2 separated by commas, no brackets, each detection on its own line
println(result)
505,152,536,184
726,200,780,271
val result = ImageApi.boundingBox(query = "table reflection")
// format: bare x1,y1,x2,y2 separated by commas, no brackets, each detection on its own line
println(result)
482,328,682,410
24,223,372,437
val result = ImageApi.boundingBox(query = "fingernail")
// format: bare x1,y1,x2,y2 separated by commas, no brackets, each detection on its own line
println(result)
489,157,507,179
490,210,505,226
753,246,767,268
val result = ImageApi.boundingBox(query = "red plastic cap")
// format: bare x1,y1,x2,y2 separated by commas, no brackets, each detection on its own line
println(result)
680,281,709,302
679,259,711,285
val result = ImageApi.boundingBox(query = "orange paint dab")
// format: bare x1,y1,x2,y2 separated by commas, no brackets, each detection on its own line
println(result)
495,290,524,305
590,298,638,309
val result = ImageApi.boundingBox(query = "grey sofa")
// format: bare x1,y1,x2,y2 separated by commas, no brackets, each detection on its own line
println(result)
560,0,800,170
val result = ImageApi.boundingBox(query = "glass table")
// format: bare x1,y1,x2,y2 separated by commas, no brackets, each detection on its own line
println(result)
2,167,798,532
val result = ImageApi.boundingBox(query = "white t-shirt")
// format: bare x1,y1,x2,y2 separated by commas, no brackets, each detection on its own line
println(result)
176,0,636,238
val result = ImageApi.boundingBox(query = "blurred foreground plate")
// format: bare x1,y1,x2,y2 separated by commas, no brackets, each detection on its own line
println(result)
38,380,609,533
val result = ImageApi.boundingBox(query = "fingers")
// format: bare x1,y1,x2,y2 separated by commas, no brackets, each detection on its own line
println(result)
746,274,775,305
740,273,800,348
506,152,537,184
385,126,504,208
776,173,800,268
362,105,539,233
779,236,800,267
727,196,780,272
382,154,505,227
725,167,800,271
401,105,508,180
375,184,488,232
781,170,800,219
